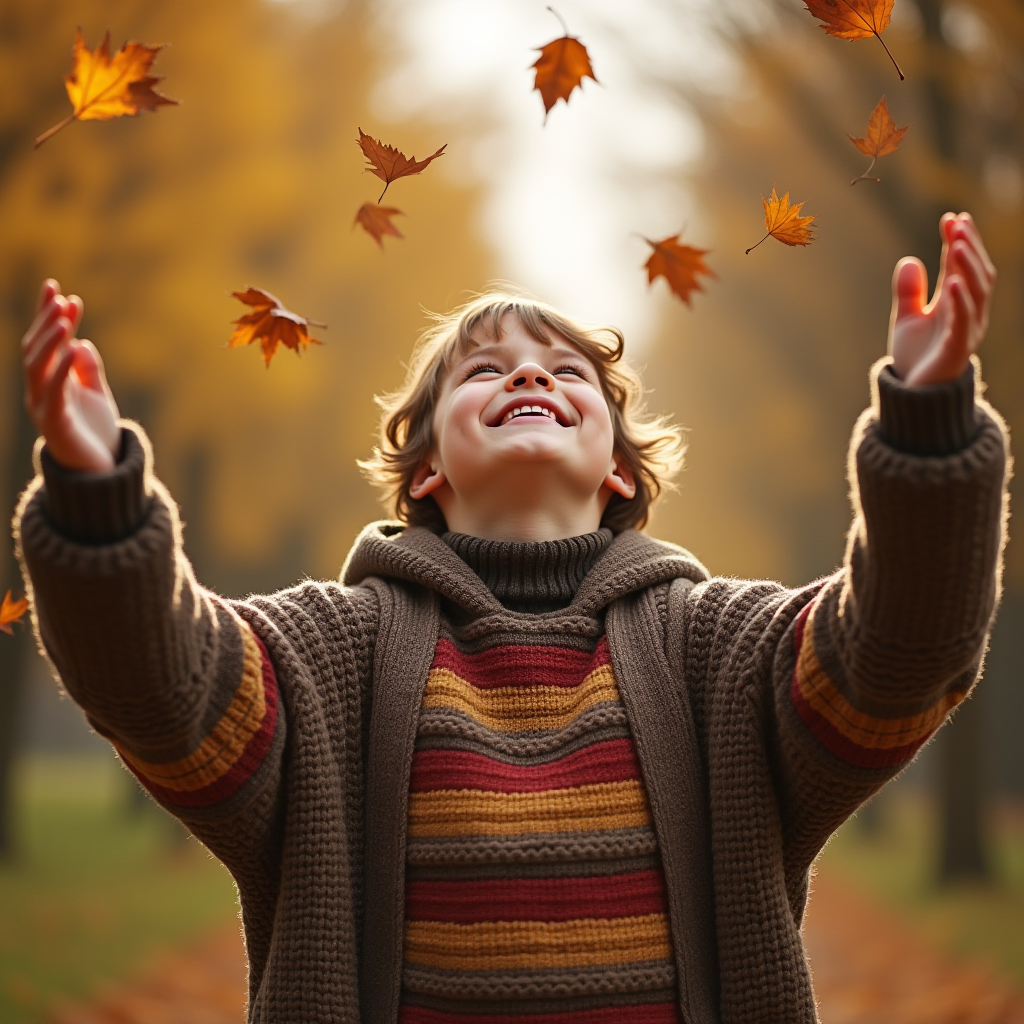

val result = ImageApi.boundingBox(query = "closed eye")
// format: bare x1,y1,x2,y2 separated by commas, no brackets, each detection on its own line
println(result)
462,363,503,381
553,363,591,380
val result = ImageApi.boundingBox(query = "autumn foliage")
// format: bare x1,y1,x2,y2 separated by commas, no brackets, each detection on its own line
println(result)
228,288,326,368
357,129,447,203
355,203,404,247
644,236,716,306
746,188,817,254
849,97,909,184
0,590,28,636
803,0,904,79
532,9,597,117
35,29,178,148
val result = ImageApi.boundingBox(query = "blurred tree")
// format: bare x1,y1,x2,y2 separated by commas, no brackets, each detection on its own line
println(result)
0,0,494,854
639,0,1023,882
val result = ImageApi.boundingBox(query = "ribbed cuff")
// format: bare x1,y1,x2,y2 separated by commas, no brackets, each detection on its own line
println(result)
41,428,150,544
876,362,978,457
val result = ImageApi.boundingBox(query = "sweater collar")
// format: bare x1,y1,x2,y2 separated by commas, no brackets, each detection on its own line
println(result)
441,530,612,611
341,521,709,617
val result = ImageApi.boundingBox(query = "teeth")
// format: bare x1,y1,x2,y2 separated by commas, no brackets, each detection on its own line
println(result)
500,404,559,425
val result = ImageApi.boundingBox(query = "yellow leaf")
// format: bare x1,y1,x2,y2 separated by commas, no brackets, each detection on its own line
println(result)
746,188,817,254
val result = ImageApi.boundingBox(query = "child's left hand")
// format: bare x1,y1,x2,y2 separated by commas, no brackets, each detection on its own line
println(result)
889,212,996,386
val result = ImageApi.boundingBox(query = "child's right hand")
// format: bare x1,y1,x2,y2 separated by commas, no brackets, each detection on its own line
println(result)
22,279,121,473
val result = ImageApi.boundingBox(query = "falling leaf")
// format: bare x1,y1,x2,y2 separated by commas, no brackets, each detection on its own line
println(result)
644,235,716,306
532,7,597,118
746,188,817,254
356,129,446,203
354,203,404,247
0,591,28,636
849,96,909,184
804,0,904,79
228,287,326,368
35,28,178,148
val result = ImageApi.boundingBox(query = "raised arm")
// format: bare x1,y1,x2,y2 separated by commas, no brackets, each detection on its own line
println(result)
16,281,291,871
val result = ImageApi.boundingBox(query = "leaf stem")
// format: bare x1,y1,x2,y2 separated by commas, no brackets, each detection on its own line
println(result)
851,155,881,185
745,232,770,255
378,181,390,203
875,31,904,81
34,112,76,149
547,5,571,37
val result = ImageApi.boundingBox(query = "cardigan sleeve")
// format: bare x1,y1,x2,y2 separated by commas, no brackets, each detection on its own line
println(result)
682,357,1010,861
13,422,376,868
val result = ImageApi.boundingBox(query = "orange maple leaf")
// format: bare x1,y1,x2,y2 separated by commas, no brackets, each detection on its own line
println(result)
849,96,909,184
746,188,817,254
0,591,29,636
532,7,598,118
644,235,716,306
228,287,326,368
35,28,178,148
357,129,446,203
804,0,904,79
354,202,404,247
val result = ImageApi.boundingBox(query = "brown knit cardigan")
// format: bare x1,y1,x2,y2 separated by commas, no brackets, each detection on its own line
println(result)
14,360,1010,1023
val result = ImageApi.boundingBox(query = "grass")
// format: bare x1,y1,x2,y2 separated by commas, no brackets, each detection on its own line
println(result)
818,791,1024,987
0,755,239,1024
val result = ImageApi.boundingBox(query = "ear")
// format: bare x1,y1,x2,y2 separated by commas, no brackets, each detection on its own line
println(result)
603,453,636,500
409,459,447,500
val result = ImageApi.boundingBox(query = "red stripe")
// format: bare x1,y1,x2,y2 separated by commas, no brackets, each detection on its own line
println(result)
405,870,669,924
399,1003,682,1024
411,738,640,794
789,605,930,769
131,633,280,808
431,637,611,690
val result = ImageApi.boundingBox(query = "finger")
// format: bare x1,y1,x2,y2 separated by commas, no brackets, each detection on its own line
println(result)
36,278,59,316
38,343,76,422
65,294,84,336
947,274,977,358
70,340,105,392
948,239,989,331
892,257,928,320
929,212,958,308
951,212,996,281
22,292,67,355
24,317,73,406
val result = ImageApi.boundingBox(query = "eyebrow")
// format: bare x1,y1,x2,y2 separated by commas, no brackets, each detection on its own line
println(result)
457,344,590,365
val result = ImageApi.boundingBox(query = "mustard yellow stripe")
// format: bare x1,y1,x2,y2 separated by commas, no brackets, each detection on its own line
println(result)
422,663,620,733
797,603,965,750
119,619,266,790
405,914,673,971
408,779,650,838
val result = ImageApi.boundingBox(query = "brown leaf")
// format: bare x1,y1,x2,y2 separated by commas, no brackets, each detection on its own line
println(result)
803,0,904,79
35,28,178,148
0,590,28,636
354,203,404,247
746,188,817,254
849,96,909,184
532,8,597,117
228,287,326,368
644,235,716,306
356,129,446,203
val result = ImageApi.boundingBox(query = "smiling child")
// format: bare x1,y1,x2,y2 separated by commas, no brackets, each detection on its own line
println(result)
15,211,1010,1023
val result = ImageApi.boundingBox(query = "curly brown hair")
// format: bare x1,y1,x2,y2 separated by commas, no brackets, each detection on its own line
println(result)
359,292,685,533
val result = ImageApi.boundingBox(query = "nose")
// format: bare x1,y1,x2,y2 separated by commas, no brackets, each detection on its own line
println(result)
505,363,556,392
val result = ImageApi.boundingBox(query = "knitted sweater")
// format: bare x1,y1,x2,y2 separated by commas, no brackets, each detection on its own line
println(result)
403,529,681,1023
14,360,1010,1023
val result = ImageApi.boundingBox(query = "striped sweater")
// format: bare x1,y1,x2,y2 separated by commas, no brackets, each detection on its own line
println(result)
14,359,1010,1023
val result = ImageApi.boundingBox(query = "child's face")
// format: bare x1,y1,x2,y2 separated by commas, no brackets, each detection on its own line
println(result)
409,315,635,538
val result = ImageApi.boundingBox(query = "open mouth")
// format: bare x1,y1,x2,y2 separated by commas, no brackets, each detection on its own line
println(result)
490,398,572,427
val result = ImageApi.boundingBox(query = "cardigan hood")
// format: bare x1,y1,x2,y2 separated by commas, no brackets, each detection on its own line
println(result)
340,520,711,616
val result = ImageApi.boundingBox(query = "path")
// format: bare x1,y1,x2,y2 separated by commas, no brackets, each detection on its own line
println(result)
44,870,1024,1023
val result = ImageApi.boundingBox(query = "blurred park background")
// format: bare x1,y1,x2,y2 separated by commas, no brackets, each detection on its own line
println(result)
1,0,1023,1020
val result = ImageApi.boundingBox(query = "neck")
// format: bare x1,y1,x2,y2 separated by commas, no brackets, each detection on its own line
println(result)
436,493,610,542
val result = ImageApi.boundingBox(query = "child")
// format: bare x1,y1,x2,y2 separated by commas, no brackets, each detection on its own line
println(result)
16,211,1009,1024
